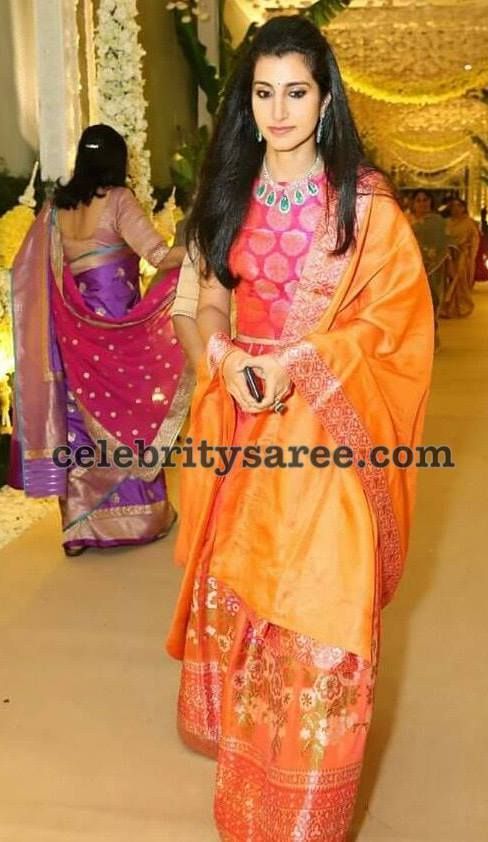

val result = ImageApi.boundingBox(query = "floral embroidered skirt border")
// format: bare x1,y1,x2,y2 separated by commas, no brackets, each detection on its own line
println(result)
177,551,379,842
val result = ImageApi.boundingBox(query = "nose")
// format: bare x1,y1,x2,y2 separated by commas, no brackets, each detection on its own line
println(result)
272,91,288,123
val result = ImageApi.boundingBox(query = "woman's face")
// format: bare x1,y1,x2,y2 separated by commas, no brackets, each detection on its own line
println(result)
412,192,432,217
252,52,324,153
450,200,466,219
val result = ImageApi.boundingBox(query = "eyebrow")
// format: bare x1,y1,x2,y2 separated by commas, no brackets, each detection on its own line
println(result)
253,80,311,88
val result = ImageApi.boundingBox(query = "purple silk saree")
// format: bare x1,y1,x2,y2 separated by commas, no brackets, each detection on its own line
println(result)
11,203,192,551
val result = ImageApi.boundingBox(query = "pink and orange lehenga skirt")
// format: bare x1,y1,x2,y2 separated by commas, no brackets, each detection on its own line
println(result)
176,379,379,841
178,547,378,841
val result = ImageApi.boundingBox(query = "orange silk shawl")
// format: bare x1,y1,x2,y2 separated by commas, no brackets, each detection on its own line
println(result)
167,183,434,663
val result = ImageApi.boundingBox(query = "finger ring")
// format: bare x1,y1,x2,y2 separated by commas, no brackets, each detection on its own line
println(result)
273,400,286,414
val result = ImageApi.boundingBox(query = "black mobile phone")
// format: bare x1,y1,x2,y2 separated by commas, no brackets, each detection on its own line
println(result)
243,366,264,403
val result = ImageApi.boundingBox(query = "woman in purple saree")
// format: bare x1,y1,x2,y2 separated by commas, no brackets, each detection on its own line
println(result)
11,125,192,556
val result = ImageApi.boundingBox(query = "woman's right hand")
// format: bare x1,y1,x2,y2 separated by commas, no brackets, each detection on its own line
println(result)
159,245,186,272
221,350,265,413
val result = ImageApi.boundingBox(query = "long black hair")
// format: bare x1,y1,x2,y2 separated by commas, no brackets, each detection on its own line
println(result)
53,124,128,210
186,15,376,289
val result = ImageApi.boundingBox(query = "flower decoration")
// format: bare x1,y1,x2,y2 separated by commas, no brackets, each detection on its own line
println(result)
95,0,154,212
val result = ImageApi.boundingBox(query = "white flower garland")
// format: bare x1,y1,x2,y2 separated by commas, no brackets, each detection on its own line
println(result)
95,0,154,212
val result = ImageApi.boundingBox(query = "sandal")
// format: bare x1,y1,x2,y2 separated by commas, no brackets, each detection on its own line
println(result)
64,545,88,557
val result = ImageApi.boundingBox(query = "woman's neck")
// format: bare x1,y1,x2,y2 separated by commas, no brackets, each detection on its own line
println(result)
264,141,320,183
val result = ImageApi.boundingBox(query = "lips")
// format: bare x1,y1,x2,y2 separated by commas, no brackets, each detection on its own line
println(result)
268,126,294,135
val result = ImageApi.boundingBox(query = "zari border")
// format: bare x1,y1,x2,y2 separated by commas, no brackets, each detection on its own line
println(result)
280,176,379,344
62,498,176,543
278,341,402,606
177,719,219,760
37,204,62,383
216,736,362,842
276,175,401,606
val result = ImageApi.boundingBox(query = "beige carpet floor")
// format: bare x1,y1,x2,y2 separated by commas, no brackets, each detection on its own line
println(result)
0,286,487,842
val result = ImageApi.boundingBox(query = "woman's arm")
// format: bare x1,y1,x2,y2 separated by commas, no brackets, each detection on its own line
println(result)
198,274,286,411
145,247,187,292
114,188,183,269
168,251,204,371
196,271,232,345
172,315,205,371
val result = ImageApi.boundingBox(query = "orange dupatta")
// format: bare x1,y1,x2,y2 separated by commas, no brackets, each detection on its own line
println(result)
167,181,434,663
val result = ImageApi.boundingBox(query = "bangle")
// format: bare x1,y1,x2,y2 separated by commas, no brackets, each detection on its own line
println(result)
148,242,169,267
207,332,235,377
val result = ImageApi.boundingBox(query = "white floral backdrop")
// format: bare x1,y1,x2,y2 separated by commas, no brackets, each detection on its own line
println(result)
95,0,154,212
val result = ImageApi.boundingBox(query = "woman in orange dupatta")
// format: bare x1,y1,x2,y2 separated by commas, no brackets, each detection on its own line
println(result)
167,17,433,841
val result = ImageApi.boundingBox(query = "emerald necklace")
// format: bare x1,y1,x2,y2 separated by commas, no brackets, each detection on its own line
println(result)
255,154,323,214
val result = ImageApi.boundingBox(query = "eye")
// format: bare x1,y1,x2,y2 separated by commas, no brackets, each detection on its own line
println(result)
255,89,271,99
289,89,307,98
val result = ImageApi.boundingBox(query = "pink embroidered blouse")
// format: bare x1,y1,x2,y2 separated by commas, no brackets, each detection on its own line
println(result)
230,172,326,340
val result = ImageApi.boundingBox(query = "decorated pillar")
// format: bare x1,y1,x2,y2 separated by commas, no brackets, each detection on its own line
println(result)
34,0,81,181
82,0,98,124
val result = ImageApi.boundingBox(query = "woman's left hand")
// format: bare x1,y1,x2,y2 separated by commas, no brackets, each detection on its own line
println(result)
252,354,291,411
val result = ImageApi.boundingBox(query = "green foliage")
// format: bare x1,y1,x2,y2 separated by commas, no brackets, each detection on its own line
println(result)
303,0,353,28
219,19,258,84
174,11,221,117
169,124,210,200
0,159,46,215
218,0,233,82
0,161,28,216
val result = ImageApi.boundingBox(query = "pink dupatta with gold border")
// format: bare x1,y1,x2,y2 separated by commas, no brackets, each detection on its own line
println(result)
12,203,192,499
